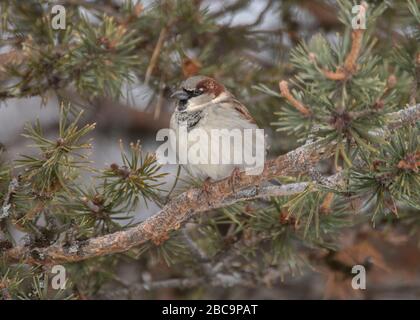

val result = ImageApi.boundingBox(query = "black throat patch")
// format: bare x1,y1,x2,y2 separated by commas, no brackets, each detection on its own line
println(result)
176,110,203,131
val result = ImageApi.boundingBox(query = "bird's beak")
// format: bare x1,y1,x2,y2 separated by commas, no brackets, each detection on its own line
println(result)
170,90,189,100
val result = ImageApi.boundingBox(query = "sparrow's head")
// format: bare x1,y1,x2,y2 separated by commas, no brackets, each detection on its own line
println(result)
171,76,227,112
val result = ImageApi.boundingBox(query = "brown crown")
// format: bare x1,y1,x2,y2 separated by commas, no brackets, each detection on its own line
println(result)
196,78,225,97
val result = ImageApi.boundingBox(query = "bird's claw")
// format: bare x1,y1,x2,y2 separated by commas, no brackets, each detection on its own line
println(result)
228,167,242,193
201,177,212,205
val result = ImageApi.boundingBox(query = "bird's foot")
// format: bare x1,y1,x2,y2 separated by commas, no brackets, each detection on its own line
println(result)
201,177,212,204
228,167,242,193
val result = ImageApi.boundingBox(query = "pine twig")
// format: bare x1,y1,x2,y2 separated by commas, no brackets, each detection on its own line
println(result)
181,228,213,275
320,192,335,214
279,80,312,116
144,27,168,86
410,52,420,105
343,29,365,74
0,50,25,80
322,28,365,81
1,178,18,220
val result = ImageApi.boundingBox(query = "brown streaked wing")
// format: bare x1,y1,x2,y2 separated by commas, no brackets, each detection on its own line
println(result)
232,99,256,124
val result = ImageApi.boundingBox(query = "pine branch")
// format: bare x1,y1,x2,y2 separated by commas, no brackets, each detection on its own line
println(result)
99,273,253,299
4,104,420,265
181,228,213,275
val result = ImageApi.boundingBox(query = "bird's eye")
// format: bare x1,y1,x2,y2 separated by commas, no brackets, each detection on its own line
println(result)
185,88,203,97
193,89,203,96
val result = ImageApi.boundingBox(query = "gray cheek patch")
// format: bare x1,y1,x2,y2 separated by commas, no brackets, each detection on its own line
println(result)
186,94,213,110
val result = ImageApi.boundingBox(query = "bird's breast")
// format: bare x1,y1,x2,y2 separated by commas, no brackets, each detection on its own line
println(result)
174,110,203,131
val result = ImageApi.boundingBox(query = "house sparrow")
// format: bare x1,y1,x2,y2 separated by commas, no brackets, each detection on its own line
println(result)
170,76,265,185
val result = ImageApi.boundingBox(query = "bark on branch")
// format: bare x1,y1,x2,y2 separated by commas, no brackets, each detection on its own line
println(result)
4,104,420,265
